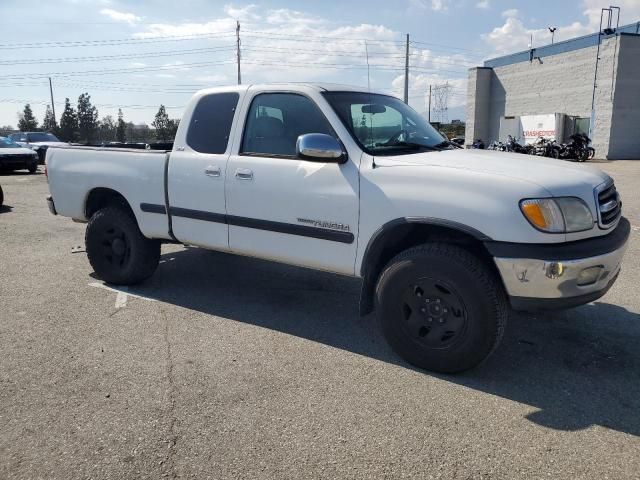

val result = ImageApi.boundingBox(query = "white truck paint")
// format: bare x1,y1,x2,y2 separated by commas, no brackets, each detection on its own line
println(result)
46,83,629,372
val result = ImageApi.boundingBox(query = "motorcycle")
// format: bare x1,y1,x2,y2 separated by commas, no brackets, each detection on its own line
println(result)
556,134,596,162
532,137,559,158
504,135,530,154
488,141,506,151
571,133,595,162
472,138,485,149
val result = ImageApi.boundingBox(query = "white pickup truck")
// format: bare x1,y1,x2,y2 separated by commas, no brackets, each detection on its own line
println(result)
46,83,630,373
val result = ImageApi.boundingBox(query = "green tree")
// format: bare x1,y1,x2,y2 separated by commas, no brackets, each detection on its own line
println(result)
167,118,179,141
116,108,126,143
59,98,79,142
98,115,116,142
0,125,14,136
152,105,171,141
77,93,98,144
18,104,38,131
42,105,58,133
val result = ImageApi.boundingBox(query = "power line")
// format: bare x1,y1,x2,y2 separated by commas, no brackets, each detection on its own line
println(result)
242,29,406,44
0,31,236,49
0,98,185,110
0,60,236,80
0,45,237,66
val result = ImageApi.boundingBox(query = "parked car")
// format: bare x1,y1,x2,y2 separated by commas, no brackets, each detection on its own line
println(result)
0,136,39,173
8,132,66,164
46,83,629,373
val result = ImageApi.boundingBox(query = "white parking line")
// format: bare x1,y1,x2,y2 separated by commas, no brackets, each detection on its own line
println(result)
88,281,157,308
114,288,128,309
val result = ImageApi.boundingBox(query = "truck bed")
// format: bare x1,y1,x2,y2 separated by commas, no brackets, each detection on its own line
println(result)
46,145,172,240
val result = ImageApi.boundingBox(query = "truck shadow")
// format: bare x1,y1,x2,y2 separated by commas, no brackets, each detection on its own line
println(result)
133,246,640,437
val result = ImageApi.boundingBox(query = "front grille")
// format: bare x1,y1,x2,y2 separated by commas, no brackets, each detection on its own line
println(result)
596,181,622,228
0,153,35,164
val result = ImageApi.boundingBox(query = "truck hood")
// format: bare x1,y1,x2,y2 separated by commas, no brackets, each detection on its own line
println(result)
374,148,610,196
28,141,68,147
0,147,37,155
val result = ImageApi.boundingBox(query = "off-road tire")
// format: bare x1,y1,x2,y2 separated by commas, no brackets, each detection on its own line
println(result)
375,243,508,373
28,164,37,174
85,206,160,285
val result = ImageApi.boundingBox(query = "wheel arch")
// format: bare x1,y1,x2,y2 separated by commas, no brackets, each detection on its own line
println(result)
84,187,135,220
358,218,499,316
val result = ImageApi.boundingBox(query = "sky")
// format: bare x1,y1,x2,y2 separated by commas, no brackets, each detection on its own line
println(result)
1,0,639,129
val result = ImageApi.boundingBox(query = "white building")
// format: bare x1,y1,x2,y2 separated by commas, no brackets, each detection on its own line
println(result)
466,22,640,159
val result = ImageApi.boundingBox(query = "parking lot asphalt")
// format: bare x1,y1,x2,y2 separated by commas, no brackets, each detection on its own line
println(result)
1,162,639,479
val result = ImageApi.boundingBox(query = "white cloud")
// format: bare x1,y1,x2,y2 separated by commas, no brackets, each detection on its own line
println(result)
193,74,229,84
266,8,323,25
99,8,141,25
133,19,236,38
501,8,519,19
408,0,451,11
582,0,640,27
126,4,472,116
223,4,260,21
431,0,447,11
476,0,489,9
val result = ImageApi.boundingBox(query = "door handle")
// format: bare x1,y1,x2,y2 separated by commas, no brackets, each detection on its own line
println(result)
235,168,253,180
205,166,221,177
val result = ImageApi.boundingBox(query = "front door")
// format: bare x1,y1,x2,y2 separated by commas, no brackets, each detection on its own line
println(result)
225,91,360,275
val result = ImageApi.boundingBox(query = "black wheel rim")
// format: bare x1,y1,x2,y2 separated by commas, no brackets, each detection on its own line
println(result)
100,225,131,268
400,277,468,349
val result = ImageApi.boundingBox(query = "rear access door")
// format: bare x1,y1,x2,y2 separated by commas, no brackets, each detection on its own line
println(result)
167,90,242,250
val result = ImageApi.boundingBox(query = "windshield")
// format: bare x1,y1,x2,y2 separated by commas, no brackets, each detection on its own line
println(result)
27,132,60,142
0,137,23,148
323,91,447,155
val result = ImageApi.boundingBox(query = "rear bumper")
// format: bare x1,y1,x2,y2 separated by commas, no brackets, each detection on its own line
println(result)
487,217,630,311
46,195,57,215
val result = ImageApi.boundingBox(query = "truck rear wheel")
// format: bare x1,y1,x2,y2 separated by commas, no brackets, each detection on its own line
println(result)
375,243,507,374
85,206,160,285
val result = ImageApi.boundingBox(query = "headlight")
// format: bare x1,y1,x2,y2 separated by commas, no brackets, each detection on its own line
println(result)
520,197,594,233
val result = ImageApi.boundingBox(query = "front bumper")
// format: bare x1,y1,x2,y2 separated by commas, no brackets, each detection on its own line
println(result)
0,156,38,170
487,217,630,311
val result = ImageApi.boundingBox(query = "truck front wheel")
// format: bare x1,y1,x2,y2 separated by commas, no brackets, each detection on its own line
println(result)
85,207,160,285
375,243,507,373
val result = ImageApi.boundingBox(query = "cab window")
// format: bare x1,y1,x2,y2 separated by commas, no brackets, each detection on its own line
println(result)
241,93,333,157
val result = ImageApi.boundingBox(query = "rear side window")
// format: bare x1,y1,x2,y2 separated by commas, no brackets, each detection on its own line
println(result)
187,92,239,154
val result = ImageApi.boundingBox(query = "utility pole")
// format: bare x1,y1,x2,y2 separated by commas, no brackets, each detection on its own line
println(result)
403,33,409,104
428,84,432,123
236,21,241,85
48,77,56,122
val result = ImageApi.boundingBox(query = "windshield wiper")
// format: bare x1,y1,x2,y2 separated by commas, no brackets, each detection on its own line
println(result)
432,140,458,149
376,141,443,151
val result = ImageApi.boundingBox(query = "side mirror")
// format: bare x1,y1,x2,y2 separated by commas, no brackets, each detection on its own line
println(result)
296,133,347,163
